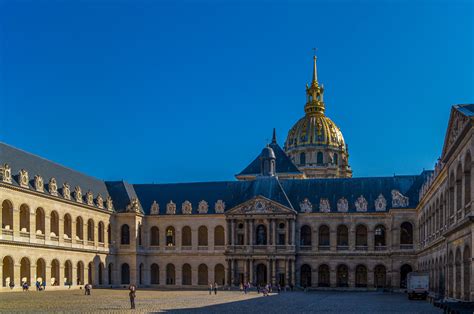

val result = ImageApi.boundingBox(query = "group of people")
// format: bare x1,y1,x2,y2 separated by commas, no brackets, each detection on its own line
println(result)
208,282,219,295
239,282,252,294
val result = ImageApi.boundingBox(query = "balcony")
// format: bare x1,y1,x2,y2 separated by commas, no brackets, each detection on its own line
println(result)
20,231,29,238
164,245,176,251
299,245,312,251
198,246,208,251
50,235,59,242
374,245,387,251
214,245,225,251
318,245,330,251
87,240,94,246
182,245,192,251
355,245,368,251
400,244,414,250
337,245,349,251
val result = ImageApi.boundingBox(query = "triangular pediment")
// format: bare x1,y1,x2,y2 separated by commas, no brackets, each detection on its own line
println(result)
441,106,472,160
226,195,296,216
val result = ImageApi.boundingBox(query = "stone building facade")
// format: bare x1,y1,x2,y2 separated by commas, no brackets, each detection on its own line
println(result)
0,59,472,301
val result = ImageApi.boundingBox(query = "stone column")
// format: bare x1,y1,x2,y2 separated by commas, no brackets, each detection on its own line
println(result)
314,226,319,251
227,259,231,286
271,220,276,246
291,219,296,246
249,259,254,284
29,211,35,241
244,259,248,283
244,220,248,246
271,259,276,285
13,207,20,238
45,260,52,287
312,266,318,287
14,262,21,289
285,259,290,287
266,260,271,285
349,227,355,250
249,220,254,246
58,216,64,245
330,266,337,287
231,220,235,246
368,229,374,251
368,267,375,288
348,265,355,288
192,265,198,286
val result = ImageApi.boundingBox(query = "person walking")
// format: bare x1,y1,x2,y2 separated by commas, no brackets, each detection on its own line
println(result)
129,284,136,309
208,282,213,295
213,282,218,295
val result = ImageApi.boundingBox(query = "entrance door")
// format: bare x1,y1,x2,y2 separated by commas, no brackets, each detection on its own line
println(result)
256,264,267,286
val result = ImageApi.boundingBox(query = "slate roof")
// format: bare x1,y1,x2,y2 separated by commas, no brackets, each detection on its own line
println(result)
105,181,142,212
237,141,302,177
454,104,474,117
0,142,110,199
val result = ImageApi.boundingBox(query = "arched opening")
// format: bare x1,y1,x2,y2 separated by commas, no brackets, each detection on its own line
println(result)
465,152,471,206
355,265,367,287
277,222,286,245
337,264,349,287
182,226,192,247
87,219,94,242
182,264,192,285
319,225,330,248
137,224,142,246
121,224,130,245
400,222,413,248
463,246,471,300
256,224,267,245
198,264,208,285
214,226,225,246
337,225,348,248
374,225,386,248
98,222,104,243
88,262,93,284
20,257,31,285
1,200,13,230
35,207,45,235
64,214,72,239
448,251,454,297
355,225,367,248
166,264,175,285
76,217,84,240
374,265,386,288
300,264,312,288
300,152,306,165
455,248,462,299
108,263,113,285
77,261,84,285
300,225,312,246
150,226,159,246
121,263,130,284
139,263,144,285
51,259,60,286
317,152,323,165
2,256,14,287
456,164,463,211
50,211,59,238
19,204,30,233
198,226,208,246
64,260,72,286
151,263,159,284
318,264,330,287
166,227,175,246
36,258,46,284
215,264,225,286
256,263,267,286
400,264,413,289
98,263,104,285
107,224,111,244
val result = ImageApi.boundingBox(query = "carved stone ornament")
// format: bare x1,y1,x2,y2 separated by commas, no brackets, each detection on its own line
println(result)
19,169,29,188
86,190,94,206
215,200,225,213
319,198,331,212
355,195,368,212
299,198,313,213
337,197,348,212
34,175,44,192
375,194,387,211
392,190,409,208
0,163,12,183
74,186,83,203
106,196,113,211
198,200,208,214
166,201,176,214
150,201,159,215
445,110,469,157
63,183,71,200
126,197,140,213
96,194,104,209
49,178,58,196
182,200,192,214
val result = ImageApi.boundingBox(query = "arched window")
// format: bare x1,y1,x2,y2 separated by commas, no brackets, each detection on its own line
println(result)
20,257,31,286
465,152,471,206
300,264,312,288
107,224,111,244
182,226,192,247
256,224,267,245
374,225,386,248
50,211,59,238
215,264,225,286
64,214,72,239
300,152,306,165
76,217,83,240
121,263,130,284
355,224,367,248
198,264,208,285
300,225,312,246
151,263,159,284
87,219,94,241
98,221,104,243
400,222,413,248
334,153,338,165
374,265,386,288
166,227,175,246
2,256,14,287
51,259,60,286
166,264,175,285
214,226,225,246
337,225,348,248
318,264,330,287
337,264,349,287
76,261,84,285
317,152,323,165
64,260,72,286
150,226,159,246
198,226,208,246
19,204,30,233
318,225,330,247
121,224,130,245
355,265,367,287
1,200,13,230
35,207,45,235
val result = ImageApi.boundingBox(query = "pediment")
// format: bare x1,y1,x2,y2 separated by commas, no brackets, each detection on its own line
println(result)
442,107,471,160
226,196,296,216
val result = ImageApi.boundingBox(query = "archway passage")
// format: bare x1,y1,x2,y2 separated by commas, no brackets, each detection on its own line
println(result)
64,261,72,286
151,264,159,284
182,264,192,285
198,264,208,285
215,264,225,286
121,263,130,285
300,264,312,288
337,265,349,287
166,264,175,285
2,256,14,287
400,264,412,289
355,265,367,287
36,258,46,284
374,265,386,288
20,257,31,285
256,264,267,286
318,265,330,287
51,259,60,286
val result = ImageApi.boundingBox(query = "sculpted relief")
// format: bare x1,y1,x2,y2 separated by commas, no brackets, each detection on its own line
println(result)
374,194,386,211
337,197,348,212
300,198,312,213
355,195,367,212
392,190,409,208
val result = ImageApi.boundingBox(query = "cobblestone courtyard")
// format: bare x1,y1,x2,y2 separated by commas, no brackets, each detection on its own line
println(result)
0,289,440,313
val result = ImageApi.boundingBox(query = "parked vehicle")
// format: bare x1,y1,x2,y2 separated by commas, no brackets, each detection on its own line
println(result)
407,272,429,300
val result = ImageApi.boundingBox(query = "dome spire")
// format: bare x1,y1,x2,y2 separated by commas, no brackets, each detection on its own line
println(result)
312,54,318,85
305,52,325,116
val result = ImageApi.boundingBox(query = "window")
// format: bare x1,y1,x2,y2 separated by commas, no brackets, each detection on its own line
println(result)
400,222,413,246
150,226,159,246
166,227,175,246
300,225,312,246
256,225,267,245
319,225,330,246
337,225,348,246
317,152,323,165
121,224,130,245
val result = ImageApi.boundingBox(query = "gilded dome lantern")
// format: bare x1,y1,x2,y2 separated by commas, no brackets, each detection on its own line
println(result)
284,55,352,178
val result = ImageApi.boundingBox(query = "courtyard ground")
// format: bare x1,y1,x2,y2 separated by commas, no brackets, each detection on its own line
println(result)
0,289,441,313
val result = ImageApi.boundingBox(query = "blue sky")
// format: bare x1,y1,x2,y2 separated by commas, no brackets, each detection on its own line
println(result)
0,0,473,183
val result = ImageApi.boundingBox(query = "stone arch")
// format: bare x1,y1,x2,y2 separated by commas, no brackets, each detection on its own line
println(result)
198,264,208,285
182,226,192,246
166,226,175,246
64,260,72,286
76,216,84,240
2,256,14,287
182,263,192,285
374,264,387,288
51,259,60,286
300,264,312,288
355,224,368,247
355,264,368,287
400,264,413,289
150,226,159,246
35,207,45,235
121,224,130,245
214,225,225,246
151,263,159,284
337,264,349,287
463,245,471,300
50,210,59,237
36,258,46,284
64,214,72,239
318,264,330,287
1,200,13,230
198,226,208,246
214,264,225,286
19,204,30,232
20,257,31,285
337,225,349,247
318,225,330,247
121,263,130,285
300,225,312,246
166,264,175,285
77,261,84,285
98,221,105,243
